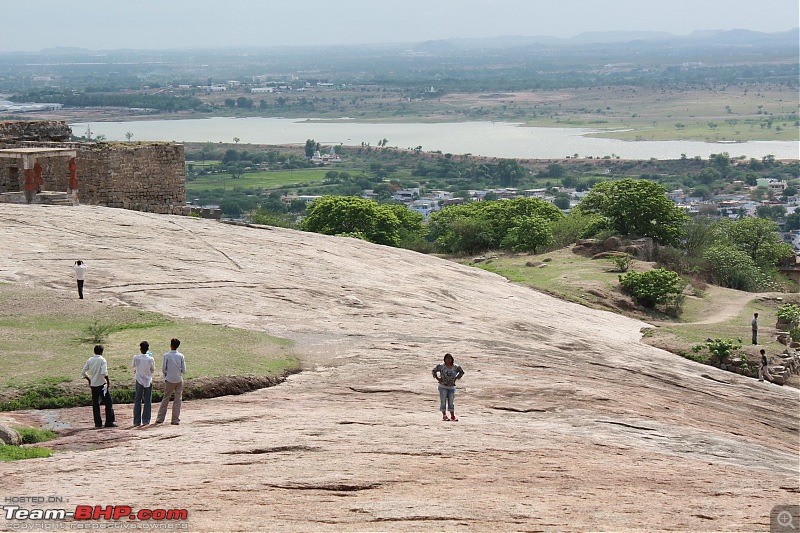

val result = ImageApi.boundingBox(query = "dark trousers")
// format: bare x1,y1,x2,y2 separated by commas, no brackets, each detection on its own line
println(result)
90,385,115,427
752,329,758,345
77,279,84,299
133,382,152,425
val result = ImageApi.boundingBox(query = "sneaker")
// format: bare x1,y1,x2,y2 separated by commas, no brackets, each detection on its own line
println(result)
104,423,118,428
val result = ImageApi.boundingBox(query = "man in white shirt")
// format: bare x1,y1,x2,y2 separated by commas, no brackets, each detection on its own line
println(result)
155,338,186,425
82,345,116,428
132,341,156,426
73,260,86,299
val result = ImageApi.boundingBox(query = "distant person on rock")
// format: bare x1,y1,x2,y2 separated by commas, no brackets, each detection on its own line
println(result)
82,345,116,428
432,353,464,422
751,312,759,345
132,341,156,426
73,260,86,299
758,349,773,383
156,338,186,425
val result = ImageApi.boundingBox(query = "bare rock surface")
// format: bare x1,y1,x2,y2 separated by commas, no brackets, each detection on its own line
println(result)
0,204,798,532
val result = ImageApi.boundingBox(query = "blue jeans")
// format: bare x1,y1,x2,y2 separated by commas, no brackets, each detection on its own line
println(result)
133,382,152,425
438,386,455,412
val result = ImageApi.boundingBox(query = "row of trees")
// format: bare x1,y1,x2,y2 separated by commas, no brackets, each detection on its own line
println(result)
296,178,794,298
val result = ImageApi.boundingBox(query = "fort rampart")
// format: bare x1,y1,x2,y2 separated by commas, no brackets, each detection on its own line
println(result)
0,120,187,214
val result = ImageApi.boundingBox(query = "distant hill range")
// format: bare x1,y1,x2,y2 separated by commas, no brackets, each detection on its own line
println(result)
419,28,800,50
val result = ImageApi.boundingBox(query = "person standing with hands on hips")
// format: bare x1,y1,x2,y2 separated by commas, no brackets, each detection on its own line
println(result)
432,353,464,422
82,345,116,428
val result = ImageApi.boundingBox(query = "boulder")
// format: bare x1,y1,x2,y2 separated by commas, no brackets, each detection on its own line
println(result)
0,424,22,446
602,236,622,252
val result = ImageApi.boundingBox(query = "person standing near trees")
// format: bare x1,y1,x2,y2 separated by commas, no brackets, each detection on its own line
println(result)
751,313,759,345
82,345,116,428
156,338,186,425
132,341,155,426
432,353,464,422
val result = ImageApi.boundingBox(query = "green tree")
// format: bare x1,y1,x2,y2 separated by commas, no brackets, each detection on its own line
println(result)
428,197,563,254
702,245,764,291
577,178,688,246
300,196,400,247
785,212,800,231
501,215,553,253
494,159,526,187
713,217,794,268
304,139,317,158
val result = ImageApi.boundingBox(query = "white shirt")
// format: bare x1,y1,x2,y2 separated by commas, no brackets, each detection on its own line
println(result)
162,350,186,383
132,352,156,387
73,264,87,280
82,355,108,387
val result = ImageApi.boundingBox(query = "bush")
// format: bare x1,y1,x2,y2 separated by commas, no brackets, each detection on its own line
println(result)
619,268,683,309
702,245,767,291
609,254,634,272
83,320,113,344
776,303,800,326
692,338,743,365
16,428,57,444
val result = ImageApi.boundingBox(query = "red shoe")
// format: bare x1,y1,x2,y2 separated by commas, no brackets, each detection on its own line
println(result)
450,416,458,422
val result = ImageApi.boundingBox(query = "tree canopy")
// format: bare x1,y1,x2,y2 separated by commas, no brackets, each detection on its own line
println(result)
577,178,688,246
428,197,563,254
300,196,430,247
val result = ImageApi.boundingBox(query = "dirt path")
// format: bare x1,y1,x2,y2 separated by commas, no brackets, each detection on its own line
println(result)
0,204,797,532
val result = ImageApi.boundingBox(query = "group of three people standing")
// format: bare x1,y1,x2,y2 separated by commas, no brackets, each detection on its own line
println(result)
81,339,187,428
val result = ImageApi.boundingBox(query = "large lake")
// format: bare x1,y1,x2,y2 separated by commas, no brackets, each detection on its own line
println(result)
71,117,799,160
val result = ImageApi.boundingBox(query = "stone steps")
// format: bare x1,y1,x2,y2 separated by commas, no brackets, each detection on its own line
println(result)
0,191,74,205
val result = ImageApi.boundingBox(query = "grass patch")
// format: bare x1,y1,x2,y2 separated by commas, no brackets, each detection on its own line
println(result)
455,248,793,376
16,427,58,444
0,283,300,411
0,445,53,462
187,168,328,193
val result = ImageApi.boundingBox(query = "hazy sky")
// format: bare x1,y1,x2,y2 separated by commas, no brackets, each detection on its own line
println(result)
1,0,798,51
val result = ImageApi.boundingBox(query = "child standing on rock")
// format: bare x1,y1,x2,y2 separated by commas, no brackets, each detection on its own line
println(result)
432,353,464,421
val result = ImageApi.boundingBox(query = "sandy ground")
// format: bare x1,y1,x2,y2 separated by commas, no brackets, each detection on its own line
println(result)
0,204,798,532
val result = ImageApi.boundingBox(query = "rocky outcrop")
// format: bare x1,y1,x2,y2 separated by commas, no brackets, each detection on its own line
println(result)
0,424,22,446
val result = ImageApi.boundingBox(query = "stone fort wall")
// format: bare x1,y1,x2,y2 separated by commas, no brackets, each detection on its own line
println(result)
0,120,187,214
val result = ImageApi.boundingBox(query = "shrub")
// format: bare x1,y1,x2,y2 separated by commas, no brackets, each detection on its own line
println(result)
83,320,113,344
619,268,684,309
16,428,57,444
702,245,767,291
776,303,800,327
692,338,743,365
609,254,634,272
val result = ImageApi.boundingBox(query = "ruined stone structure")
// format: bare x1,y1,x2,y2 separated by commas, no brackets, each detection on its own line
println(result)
0,120,187,214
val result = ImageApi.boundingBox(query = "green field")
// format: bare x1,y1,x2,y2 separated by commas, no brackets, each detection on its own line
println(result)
0,283,299,406
186,168,329,193
461,248,792,361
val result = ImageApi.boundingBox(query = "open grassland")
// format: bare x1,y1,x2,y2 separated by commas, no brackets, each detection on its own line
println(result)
186,168,329,193
460,248,796,375
0,283,299,407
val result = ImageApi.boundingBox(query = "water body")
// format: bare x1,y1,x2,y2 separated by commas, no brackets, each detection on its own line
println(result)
72,117,799,160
